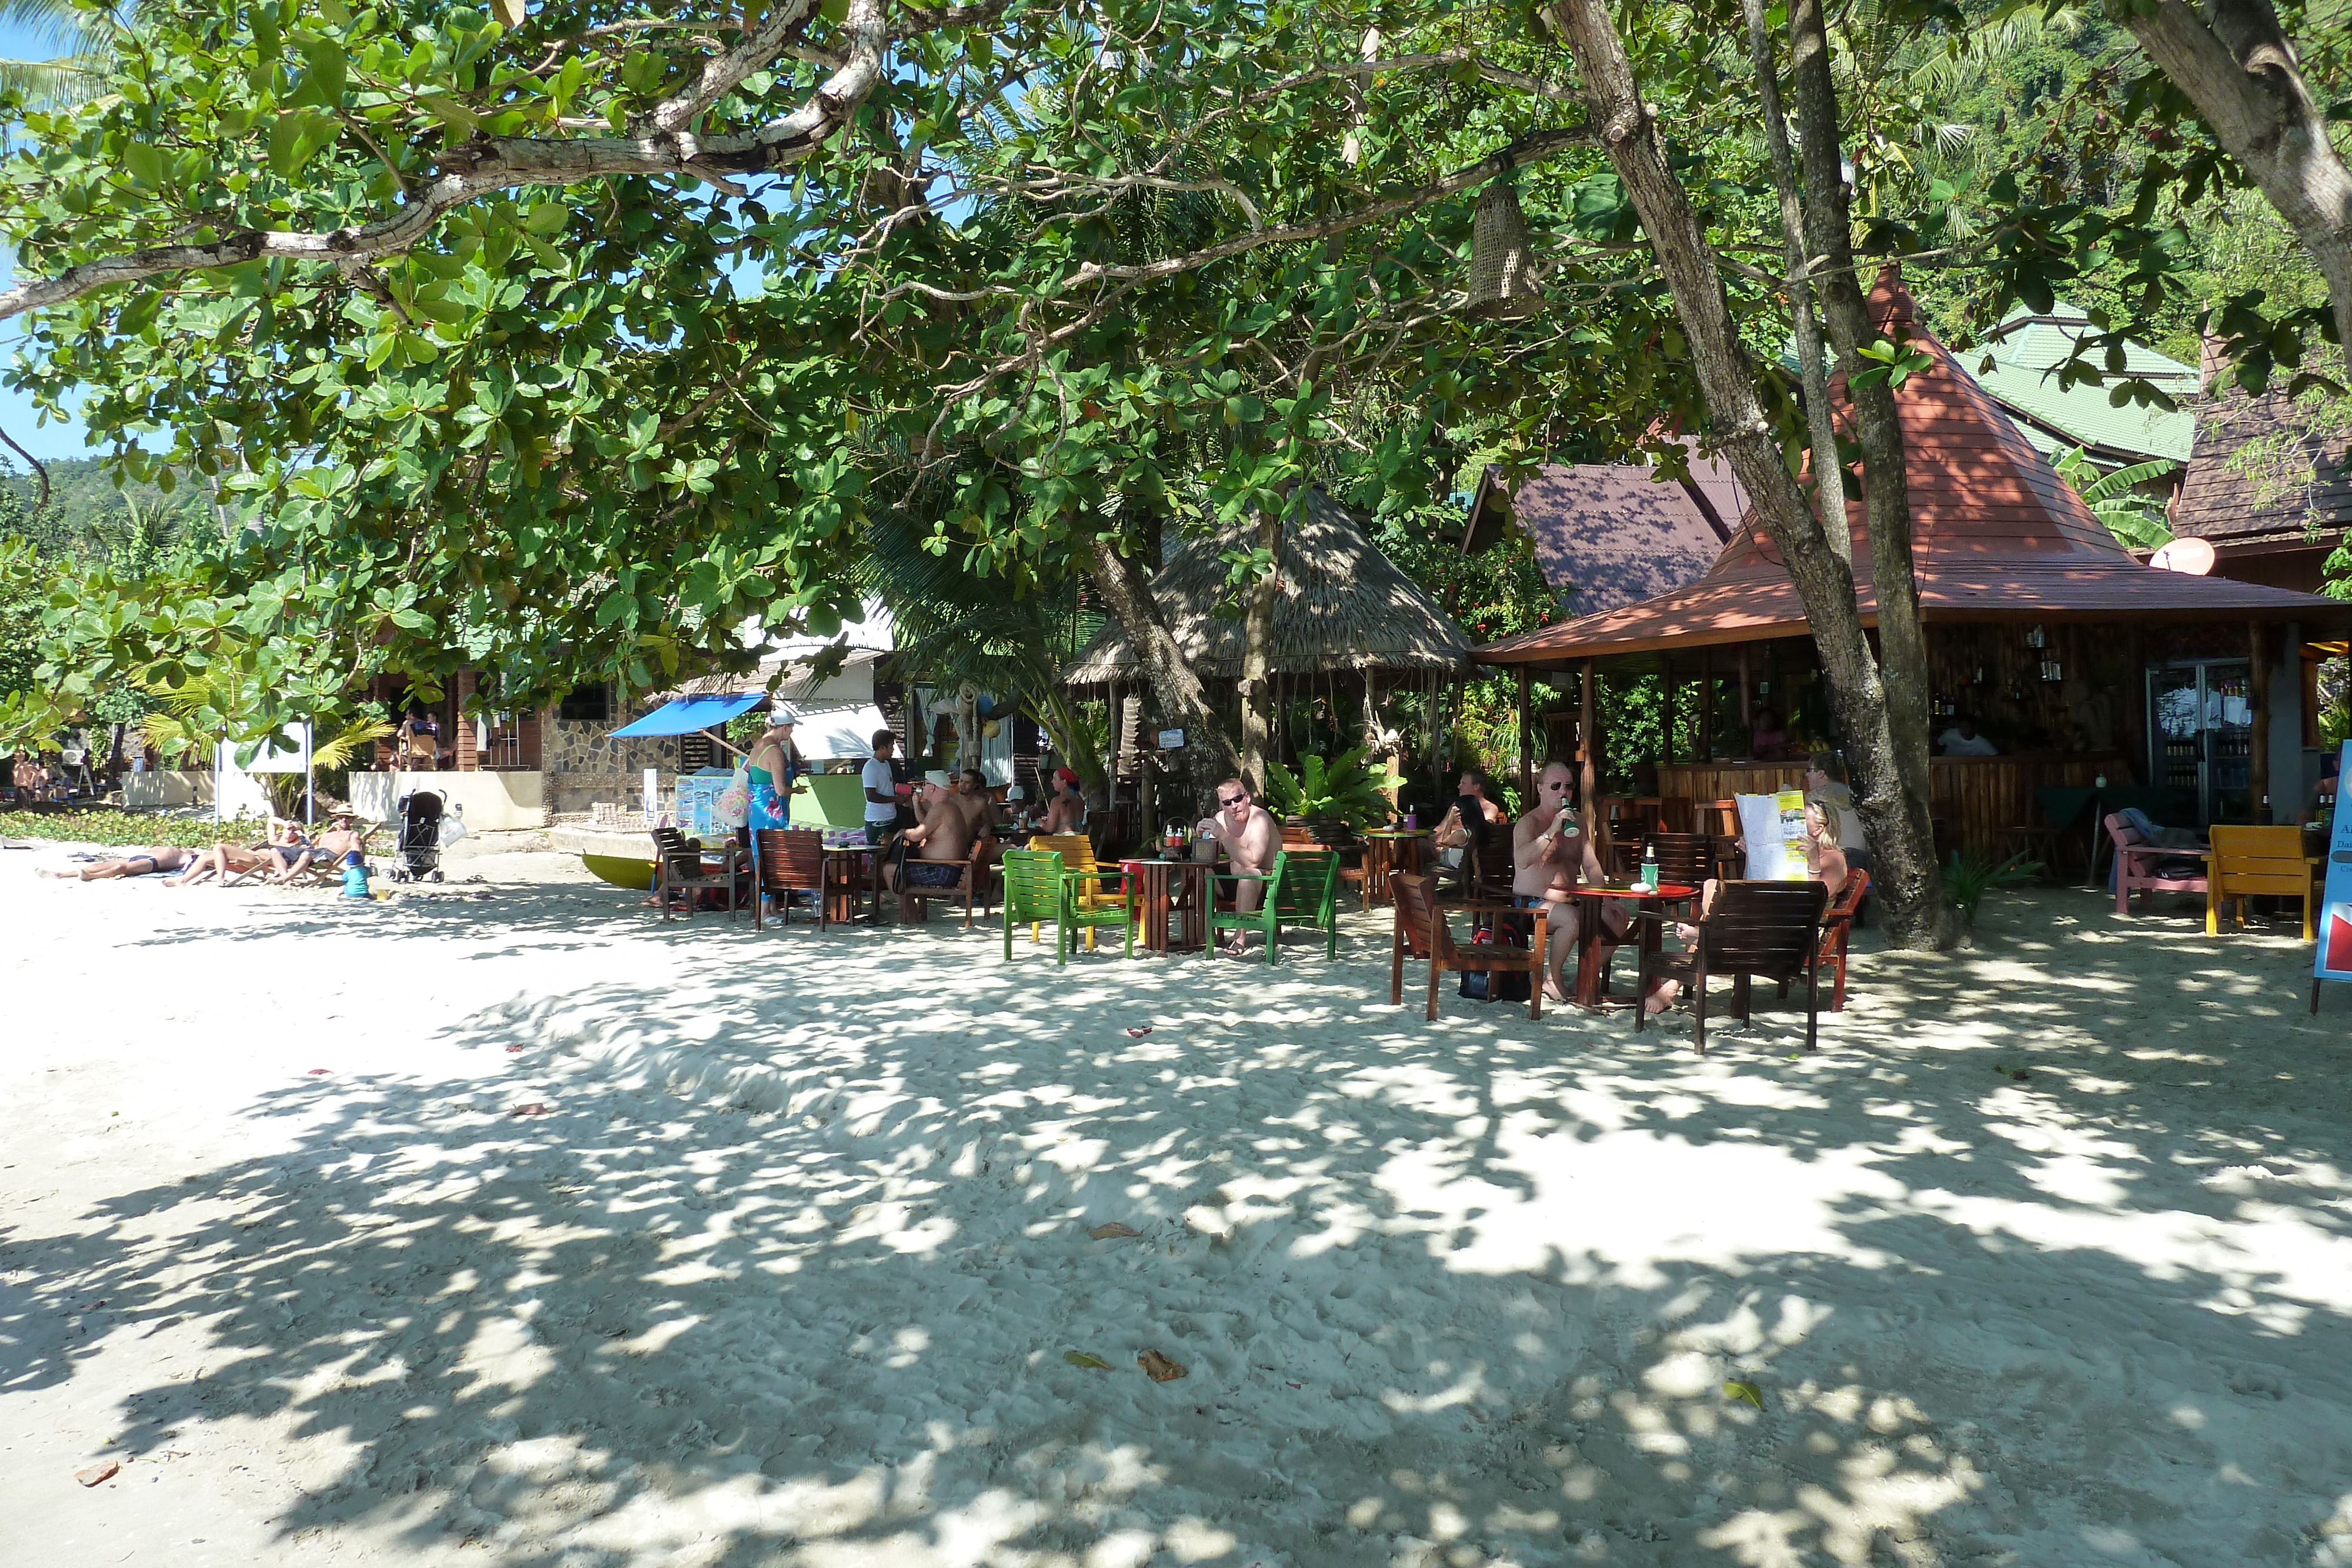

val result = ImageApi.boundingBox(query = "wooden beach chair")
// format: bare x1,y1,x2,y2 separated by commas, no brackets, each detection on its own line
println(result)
1636,880,1829,1053
2205,825,2323,941
652,827,745,922
1388,872,1548,1022
2106,813,2207,917
753,827,829,931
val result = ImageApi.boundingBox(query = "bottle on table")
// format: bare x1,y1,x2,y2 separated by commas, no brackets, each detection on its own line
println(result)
1639,848,1659,890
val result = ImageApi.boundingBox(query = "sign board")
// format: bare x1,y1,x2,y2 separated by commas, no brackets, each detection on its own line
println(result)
1735,791,1812,881
675,774,730,840
2317,741,2352,992
1157,728,1185,749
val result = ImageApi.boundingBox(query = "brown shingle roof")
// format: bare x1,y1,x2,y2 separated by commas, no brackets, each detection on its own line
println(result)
2170,387,2352,551
1481,462,1730,617
1481,274,2352,667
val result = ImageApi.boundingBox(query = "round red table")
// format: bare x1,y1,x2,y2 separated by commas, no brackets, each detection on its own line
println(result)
1559,882,1699,1007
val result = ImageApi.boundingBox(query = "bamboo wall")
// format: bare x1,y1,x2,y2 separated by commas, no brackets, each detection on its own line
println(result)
1656,753,2126,858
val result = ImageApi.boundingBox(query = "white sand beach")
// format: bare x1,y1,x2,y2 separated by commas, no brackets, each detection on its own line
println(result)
5,838,2351,1567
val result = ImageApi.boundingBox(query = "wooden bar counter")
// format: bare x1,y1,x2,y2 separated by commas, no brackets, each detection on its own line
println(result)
1657,753,2126,859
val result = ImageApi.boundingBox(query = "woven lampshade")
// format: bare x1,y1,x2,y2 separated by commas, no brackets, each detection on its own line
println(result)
1466,184,1543,317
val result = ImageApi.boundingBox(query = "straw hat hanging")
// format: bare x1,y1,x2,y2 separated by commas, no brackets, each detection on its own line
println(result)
1465,183,1544,318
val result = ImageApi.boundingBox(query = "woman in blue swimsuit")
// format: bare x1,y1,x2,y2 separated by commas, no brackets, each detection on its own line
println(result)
743,711,803,837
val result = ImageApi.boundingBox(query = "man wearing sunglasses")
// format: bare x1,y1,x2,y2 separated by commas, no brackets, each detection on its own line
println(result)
1513,760,1623,1004
1192,777,1280,955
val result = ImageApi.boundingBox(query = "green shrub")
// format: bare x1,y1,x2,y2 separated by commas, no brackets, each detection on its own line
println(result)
1942,850,2041,924
1,810,268,848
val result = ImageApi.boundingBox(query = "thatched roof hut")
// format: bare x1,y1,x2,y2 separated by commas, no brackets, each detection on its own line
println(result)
1062,489,1476,687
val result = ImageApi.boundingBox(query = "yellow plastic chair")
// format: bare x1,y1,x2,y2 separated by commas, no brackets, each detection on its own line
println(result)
1028,833,1115,949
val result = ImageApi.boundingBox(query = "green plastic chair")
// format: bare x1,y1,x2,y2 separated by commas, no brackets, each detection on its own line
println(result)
1204,850,1342,964
1001,849,1134,964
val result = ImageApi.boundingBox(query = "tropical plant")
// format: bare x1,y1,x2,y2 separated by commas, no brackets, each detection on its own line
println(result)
1940,850,2042,925
0,0,121,107
2053,446,2177,550
1262,746,1404,831
851,505,1107,789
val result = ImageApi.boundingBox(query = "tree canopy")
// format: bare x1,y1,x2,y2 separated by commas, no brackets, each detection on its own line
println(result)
0,0,2341,758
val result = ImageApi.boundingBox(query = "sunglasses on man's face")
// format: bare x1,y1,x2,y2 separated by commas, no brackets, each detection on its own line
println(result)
1217,794,1248,808
1545,780,1571,791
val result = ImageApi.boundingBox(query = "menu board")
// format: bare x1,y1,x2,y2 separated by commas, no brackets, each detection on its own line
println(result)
2318,741,2352,990
1736,791,1812,881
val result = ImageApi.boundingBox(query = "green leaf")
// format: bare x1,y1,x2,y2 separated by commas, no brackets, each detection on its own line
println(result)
268,110,340,177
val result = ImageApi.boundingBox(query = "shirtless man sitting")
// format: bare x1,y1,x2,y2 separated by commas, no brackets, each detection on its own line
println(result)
41,845,198,881
1192,776,1281,954
1514,761,1625,1004
956,768,1003,841
886,771,975,892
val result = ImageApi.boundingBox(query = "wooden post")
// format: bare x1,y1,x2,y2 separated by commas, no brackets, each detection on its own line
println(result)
1699,647,1715,761
1516,666,1534,802
2249,620,2270,823
2123,626,2146,784
1579,658,1599,830
1737,643,1753,740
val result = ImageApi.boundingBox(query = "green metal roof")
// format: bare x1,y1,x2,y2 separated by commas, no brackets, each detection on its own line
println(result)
1970,303,2197,466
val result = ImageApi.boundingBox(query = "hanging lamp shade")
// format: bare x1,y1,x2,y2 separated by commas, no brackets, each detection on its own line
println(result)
1466,184,1544,318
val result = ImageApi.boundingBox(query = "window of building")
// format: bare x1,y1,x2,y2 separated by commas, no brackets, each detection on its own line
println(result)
557,682,612,724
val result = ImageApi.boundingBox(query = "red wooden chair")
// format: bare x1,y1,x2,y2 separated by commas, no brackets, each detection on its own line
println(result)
1388,871,1549,1022
2105,813,2207,917
1778,868,1870,1012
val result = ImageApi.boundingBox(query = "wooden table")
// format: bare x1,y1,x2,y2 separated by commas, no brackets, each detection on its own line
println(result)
1566,882,1700,1008
1122,858,1215,953
1358,831,1430,911
821,845,882,924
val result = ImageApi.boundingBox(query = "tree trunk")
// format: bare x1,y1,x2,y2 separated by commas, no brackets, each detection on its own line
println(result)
1082,534,1247,784
1786,0,1959,946
1738,0,1849,561
2123,0,2352,355
1547,0,1959,950
1237,507,1282,792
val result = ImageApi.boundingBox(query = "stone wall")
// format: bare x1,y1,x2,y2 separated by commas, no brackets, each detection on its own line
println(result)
541,706,688,815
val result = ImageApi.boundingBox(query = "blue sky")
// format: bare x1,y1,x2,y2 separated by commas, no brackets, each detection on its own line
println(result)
0,14,99,463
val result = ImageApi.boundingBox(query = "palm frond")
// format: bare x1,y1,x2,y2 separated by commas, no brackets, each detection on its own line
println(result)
311,718,395,773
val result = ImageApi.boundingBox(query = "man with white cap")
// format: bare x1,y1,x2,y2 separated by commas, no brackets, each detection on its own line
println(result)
886,768,975,894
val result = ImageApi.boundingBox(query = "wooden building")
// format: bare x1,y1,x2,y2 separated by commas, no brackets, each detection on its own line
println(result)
1476,274,2352,854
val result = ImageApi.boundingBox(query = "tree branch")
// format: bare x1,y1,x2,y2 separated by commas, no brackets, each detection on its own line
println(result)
881,123,1594,307
0,0,891,326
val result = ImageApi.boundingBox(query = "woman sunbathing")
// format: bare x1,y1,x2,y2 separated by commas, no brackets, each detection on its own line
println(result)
164,842,272,887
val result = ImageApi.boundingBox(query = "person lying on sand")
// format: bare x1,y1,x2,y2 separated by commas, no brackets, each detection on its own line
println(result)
40,846,198,881
164,842,272,887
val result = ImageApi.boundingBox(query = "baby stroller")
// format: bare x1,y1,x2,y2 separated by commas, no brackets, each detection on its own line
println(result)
391,790,446,882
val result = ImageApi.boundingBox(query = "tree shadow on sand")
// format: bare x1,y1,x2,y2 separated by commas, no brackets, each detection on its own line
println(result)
7,888,2352,1566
